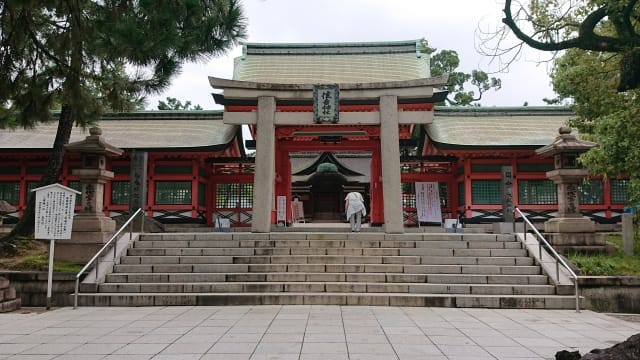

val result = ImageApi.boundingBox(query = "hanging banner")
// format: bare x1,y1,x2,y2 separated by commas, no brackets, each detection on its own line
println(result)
416,182,442,224
276,195,287,223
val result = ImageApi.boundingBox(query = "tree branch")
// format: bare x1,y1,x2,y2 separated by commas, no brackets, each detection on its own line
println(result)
502,0,629,52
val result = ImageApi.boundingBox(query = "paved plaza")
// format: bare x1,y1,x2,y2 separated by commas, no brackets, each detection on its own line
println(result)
0,306,638,360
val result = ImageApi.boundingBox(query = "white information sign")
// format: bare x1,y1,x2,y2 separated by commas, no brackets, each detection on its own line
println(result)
33,183,80,240
276,195,287,222
415,182,442,224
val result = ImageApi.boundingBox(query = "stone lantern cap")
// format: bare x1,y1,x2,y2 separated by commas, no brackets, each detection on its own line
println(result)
64,127,123,157
535,126,598,157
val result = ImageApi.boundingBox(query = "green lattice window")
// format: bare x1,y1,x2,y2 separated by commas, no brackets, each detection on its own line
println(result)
68,181,82,205
439,183,448,208
517,163,555,172
458,182,465,206
0,167,20,175
518,180,557,205
402,182,448,208
611,179,630,204
0,182,19,204
472,180,501,205
155,181,191,205
26,182,38,202
27,166,45,174
579,180,603,205
111,181,130,205
198,182,206,206
402,183,415,207
471,164,506,173
111,166,130,174
155,165,192,174
216,183,253,208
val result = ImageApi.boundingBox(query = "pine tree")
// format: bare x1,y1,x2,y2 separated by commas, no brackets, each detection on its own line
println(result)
0,0,246,251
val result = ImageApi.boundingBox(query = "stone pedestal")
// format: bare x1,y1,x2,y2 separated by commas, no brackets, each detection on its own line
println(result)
57,215,117,263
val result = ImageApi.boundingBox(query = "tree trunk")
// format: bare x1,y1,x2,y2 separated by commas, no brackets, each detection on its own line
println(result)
0,105,75,250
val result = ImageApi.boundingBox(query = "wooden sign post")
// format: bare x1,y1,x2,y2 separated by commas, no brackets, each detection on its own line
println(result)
32,184,80,310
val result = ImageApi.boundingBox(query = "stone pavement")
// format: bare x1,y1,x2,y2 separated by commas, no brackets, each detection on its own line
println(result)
0,306,639,360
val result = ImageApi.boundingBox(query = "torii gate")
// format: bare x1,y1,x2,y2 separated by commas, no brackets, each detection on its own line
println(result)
209,76,448,233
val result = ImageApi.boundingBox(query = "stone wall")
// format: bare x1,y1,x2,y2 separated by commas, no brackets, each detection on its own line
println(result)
580,276,640,313
0,272,76,307
0,276,20,312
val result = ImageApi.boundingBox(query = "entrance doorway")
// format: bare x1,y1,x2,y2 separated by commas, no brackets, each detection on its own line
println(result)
310,172,345,222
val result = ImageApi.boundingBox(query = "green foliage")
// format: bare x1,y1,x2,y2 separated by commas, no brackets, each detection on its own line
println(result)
19,254,82,273
550,46,640,204
158,97,203,110
0,0,245,128
420,40,501,106
499,0,640,91
567,234,640,276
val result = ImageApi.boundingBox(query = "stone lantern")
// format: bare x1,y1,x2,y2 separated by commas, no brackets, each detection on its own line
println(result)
535,126,606,253
62,127,123,263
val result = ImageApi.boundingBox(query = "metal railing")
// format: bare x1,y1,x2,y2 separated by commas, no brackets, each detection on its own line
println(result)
514,207,580,312
74,208,145,308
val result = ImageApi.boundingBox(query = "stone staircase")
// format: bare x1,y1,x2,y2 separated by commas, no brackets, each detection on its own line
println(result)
77,232,578,308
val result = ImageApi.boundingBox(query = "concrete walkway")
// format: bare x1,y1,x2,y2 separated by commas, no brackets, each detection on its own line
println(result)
0,306,638,360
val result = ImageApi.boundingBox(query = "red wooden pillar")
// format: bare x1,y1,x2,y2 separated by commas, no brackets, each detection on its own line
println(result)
464,158,472,219
147,154,156,218
370,146,384,225
205,163,214,227
191,159,198,219
603,178,612,219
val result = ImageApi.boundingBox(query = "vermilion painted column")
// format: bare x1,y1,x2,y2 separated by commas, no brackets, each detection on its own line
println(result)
370,144,384,226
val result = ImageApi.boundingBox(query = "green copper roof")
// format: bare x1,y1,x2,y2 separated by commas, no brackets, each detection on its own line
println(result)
427,107,575,148
234,40,430,84
0,111,239,151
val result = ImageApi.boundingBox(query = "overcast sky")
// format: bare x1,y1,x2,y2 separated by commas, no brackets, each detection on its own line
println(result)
146,0,557,110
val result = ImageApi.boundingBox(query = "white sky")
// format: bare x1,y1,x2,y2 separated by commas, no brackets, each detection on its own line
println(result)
146,0,557,110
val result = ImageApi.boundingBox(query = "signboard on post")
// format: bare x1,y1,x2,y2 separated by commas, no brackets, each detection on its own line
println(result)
276,195,287,225
415,182,442,224
34,184,79,240
32,183,80,310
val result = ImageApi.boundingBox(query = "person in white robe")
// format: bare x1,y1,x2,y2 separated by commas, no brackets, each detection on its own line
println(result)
345,192,366,232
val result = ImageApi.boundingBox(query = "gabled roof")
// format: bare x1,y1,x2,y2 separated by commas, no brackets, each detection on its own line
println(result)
293,152,364,176
0,111,240,152
426,107,575,149
233,40,430,84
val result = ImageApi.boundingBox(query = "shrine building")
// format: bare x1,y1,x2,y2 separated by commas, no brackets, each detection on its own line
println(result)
0,40,630,231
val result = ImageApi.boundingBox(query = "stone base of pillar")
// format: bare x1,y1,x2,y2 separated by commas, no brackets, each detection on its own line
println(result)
544,217,596,233
545,232,612,255
57,215,117,264
492,222,525,234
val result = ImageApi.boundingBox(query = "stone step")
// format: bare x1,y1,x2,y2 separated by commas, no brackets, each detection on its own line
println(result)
97,282,556,295
133,239,521,250
419,256,534,266
105,272,548,285
138,233,517,242
112,263,541,275
119,255,424,265
77,292,578,309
